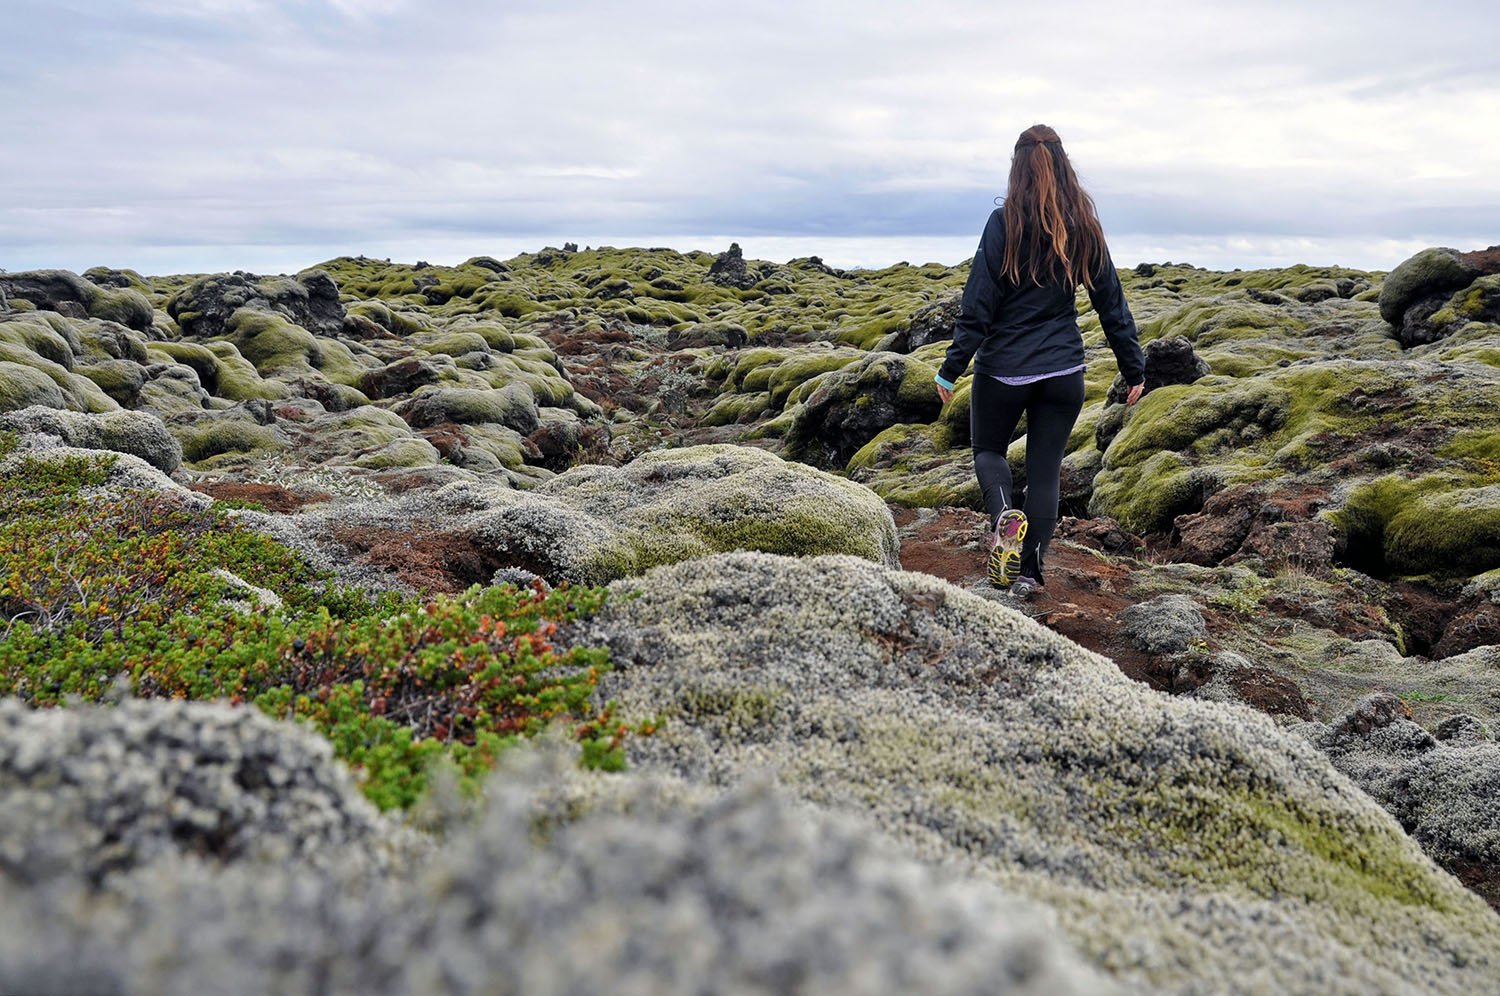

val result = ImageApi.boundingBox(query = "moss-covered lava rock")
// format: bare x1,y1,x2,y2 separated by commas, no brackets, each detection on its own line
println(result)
467,443,900,583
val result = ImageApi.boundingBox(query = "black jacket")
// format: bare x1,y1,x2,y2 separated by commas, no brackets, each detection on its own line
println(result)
937,208,1145,387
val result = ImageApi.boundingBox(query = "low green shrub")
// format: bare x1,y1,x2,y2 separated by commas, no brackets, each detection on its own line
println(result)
0,441,645,809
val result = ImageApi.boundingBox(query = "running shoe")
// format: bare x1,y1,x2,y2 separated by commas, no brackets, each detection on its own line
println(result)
987,509,1028,588
1009,575,1042,600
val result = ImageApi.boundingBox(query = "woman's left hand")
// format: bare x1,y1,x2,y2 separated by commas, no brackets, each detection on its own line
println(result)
936,384,953,405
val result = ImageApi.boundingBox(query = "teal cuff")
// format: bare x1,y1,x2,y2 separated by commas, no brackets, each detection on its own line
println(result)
933,373,955,391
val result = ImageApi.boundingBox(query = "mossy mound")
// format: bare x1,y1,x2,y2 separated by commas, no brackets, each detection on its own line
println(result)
468,444,900,583
0,360,69,411
1379,248,1478,326
572,552,1500,993
1300,693,1500,911
396,383,540,433
0,315,125,414
1090,357,1500,579
0,406,181,472
178,416,282,465
1336,475,1500,578
0,698,402,884
1379,246,1500,348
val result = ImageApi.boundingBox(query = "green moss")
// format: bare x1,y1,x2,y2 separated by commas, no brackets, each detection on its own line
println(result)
180,419,279,463
936,377,973,433
1336,476,1500,577
866,462,980,509
87,288,154,330
346,299,431,336
302,407,415,462
837,313,908,350
214,309,367,388
1198,343,1314,377
703,392,771,427
149,341,219,387
670,683,785,736
210,343,290,401
225,308,323,376
1456,274,1500,318
407,385,536,428
0,360,68,411
717,348,788,391
413,330,491,357
456,423,528,469
1106,378,1291,465
1143,299,1297,347
894,357,939,408
352,436,441,470
1121,781,1453,910
846,422,940,473
1067,403,1103,452
0,343,116,413
1090,451,1236,534
0,318,76,369
464,322,516,352
1440,429,1500,475
78,360,147,405
1379,248,1474,324
765,352,861,409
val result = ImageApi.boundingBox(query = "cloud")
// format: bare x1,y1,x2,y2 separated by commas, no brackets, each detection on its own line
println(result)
2,0,1497,273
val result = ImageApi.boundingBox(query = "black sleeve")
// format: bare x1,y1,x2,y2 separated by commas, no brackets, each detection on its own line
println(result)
938,210,1006,385
1087,249,1145,385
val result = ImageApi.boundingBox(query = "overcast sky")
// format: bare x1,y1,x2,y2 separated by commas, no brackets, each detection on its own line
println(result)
3,0,1497,274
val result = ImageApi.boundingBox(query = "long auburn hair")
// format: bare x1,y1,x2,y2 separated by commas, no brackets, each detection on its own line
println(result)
1000,124,1108,289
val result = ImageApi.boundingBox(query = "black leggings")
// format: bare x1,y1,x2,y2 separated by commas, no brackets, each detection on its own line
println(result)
970,370,1085,582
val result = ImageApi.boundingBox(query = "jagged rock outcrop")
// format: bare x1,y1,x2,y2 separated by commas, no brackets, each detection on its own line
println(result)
1095,335,1211,451
0,269,153,331
889,289,963,352
784,353,942,470
1108,334,1210,403
1172,480,1336,569
706,242,758,290
168,269,346,339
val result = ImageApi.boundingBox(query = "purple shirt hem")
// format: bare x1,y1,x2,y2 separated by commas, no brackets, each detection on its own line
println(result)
990,364,1086,386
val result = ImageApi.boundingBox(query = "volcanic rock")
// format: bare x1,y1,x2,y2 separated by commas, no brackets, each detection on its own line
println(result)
784,352,942,470
168,269,346,339
707,242,758,290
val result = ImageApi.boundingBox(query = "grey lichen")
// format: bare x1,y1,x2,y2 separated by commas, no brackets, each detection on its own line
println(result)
0,703,1113,996
0,405,182,472
567,552,1500,993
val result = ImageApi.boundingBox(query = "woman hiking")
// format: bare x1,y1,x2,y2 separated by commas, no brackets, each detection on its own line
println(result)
934,124,1145,599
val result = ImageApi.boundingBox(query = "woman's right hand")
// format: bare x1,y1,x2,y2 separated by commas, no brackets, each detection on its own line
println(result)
1126,383,1144,406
